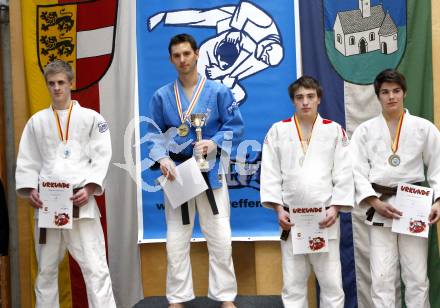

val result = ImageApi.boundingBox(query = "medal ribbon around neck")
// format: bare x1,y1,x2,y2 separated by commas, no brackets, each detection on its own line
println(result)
52,101,73,144
174,76,207,125
293,114,317,155
389,111,405,155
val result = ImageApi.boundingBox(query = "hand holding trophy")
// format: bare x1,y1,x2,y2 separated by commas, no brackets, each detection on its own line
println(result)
190,113,209,172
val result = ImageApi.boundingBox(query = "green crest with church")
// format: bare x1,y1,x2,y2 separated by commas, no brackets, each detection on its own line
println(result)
324,0,407,84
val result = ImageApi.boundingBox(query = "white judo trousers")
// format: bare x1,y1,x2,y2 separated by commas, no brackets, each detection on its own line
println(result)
164,177,237,303
369,225,429,308
281,235,344,308
34,217,116,308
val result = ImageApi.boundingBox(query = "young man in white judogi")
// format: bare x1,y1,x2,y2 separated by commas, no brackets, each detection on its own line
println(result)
15,60,116,308
260,76,354,308
351,69,440,308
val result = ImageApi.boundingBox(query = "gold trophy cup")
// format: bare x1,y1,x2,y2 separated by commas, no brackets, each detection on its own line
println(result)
190,113,209,171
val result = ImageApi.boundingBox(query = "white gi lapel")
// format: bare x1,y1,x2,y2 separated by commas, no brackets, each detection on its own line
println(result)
294,114,321,168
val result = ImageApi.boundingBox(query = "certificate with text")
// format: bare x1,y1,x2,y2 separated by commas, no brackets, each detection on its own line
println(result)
38,179,73,229
290,205,328,255
392,183,432,238
157,157,208,209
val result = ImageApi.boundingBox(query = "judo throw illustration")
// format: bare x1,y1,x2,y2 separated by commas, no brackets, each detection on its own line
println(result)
148,1,284,105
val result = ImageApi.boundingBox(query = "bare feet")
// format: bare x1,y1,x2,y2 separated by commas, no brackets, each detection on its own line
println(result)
221,301,236,308
168,303,184,308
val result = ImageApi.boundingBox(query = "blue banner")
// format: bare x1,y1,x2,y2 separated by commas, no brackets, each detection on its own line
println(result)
136,0,300,242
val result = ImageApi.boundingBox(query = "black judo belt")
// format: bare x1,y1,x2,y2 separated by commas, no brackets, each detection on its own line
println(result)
280,206,290,241
39,188,81,244
180,172,219,225
366,182,422,225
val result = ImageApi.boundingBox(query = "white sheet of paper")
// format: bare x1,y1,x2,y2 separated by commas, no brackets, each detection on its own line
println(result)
38,178,73,229
157,157,208,209
392,183,432,238
290,205,328,255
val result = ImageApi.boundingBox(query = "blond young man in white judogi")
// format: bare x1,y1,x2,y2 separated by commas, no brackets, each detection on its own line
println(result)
15,60,116,308
260,76,354,308
351,69,440,308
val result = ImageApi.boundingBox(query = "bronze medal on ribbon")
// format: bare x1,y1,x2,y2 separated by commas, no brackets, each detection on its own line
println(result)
177,123,189,137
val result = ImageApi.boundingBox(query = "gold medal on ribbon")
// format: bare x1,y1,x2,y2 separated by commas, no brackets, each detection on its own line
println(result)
174,76,206,137
387,112,405,167
177,123,189,137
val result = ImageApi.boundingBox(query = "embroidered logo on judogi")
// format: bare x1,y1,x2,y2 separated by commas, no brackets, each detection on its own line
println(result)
227,101,240,114
98,121,109,133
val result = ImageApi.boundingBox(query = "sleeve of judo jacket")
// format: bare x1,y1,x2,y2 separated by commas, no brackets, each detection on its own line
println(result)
210,86,244,157
260,124,283,208
330,125,354,212
350,124,377,206
15,119,43,197
83,113,112,195
145,90,170,163
422,121,440,202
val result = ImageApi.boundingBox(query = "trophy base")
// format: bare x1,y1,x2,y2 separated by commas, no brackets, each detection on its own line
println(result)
198,160,209,172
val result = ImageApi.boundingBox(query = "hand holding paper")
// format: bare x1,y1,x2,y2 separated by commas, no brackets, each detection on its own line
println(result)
429,201,440,224
38,178,73,229
157,157,208,209
392,183,432,238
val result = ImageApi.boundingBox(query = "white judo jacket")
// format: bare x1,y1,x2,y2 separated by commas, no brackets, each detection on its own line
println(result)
351,111,440,225
16,101,112,219
260,114,354,237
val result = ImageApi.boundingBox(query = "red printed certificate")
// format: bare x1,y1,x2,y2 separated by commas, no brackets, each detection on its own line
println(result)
290,205,329,255
392,183,432,238
38,179,73,229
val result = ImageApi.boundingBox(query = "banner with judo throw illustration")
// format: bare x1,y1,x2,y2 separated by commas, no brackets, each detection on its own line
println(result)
324,0,406,84
136,0,301,242
36,0,118,91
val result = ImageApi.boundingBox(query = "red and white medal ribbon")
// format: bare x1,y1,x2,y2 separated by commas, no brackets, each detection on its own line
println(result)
174,76,207,126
